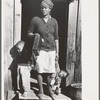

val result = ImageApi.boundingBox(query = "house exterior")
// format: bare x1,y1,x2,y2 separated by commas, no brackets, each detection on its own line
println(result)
2,0,81,99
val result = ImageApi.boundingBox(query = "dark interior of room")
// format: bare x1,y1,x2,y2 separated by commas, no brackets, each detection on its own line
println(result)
20,0,70,95
21,0,68,71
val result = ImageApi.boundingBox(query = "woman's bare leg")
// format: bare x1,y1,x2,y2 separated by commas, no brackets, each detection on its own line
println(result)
37,73,44,98
47,74,55,100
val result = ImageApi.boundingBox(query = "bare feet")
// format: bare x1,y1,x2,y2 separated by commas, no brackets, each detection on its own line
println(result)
50,94,55,100
22,92,28,97
37,92,44,99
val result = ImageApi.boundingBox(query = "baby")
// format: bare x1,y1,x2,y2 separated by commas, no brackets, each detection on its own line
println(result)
50,59,69,95
50,70,68,95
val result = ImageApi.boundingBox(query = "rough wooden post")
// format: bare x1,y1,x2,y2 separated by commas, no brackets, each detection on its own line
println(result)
74,0,82,83
3,0,22,100
66,0,78,86
13,0,22,45
3,0,14,99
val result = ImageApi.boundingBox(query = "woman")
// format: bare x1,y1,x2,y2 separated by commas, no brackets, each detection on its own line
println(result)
27,0,59,99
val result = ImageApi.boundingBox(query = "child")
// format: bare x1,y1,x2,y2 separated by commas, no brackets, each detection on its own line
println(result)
10,41,33,96
49,58,69,95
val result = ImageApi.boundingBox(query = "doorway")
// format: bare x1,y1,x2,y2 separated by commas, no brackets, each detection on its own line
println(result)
21,0,68,70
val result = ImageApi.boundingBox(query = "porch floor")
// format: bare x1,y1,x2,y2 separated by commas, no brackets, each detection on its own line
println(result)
7,77,71,100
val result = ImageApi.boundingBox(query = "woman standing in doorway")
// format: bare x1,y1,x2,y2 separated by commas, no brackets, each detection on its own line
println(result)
27,0,59,99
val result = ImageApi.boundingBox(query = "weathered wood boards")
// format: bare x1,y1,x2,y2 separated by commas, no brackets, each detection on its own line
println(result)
74,0,81,83
3,0,22,100
14,0,22,45
3,0,14,100
66,0,81,86
7,90,71,100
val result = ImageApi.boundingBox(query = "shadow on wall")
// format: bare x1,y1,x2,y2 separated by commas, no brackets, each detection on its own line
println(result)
8,59,18,92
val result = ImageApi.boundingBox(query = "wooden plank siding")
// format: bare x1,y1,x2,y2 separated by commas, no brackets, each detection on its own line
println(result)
74,0,82,83
13,0,22,45
66,0,81,86
3,0,22,100
3,0,14,100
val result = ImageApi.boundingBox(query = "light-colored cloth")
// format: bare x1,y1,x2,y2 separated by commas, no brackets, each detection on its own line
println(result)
41,0,54,9
17,64,31,92
36,50,56,73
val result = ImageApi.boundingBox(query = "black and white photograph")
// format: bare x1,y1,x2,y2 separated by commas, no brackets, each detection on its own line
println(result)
2,0,98,100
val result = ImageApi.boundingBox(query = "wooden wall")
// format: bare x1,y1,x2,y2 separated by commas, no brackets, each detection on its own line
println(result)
3,1,14,100
3,0,21,99
66,0,81,86
74,0,81,83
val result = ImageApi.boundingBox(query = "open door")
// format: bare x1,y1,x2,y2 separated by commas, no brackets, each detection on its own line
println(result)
21,0,69,71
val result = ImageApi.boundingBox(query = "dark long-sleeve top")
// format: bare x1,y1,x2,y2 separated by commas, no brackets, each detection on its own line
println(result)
28,16,59,52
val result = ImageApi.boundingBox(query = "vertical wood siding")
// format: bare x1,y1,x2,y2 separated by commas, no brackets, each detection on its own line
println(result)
3,0,22,99
14,0,22,45
66,0,81,86
74,0,81,83
3,0,14,99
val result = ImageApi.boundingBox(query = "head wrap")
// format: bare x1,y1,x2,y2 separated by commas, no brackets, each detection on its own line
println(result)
41,0,54,9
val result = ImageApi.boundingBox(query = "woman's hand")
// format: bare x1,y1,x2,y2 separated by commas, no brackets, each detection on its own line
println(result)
55,52,59,61
55,39,59,60
27,32,35,39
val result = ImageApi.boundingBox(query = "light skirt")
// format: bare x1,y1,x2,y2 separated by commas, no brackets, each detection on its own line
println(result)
36,50,56,73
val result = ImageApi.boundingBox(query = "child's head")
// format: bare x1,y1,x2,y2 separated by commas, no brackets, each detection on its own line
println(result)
15,41,25,53
10,41,25,58
58,70,68,78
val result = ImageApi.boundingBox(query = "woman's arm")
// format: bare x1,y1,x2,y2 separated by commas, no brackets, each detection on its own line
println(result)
27,32,35,39
27,17,37,39
54,19,59,58
55,39,59,58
